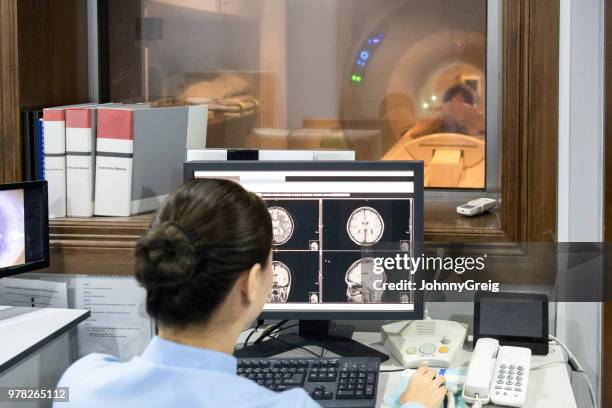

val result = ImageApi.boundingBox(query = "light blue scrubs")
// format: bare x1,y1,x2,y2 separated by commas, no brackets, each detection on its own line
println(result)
55,336,424,408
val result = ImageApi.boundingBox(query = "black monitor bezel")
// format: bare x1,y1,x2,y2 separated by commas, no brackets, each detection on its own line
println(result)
473,291,549,354
0,180,49,278
184,160,424,321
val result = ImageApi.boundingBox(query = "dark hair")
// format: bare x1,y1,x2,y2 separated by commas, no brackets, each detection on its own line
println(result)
135,179,272,328
443,83,476,105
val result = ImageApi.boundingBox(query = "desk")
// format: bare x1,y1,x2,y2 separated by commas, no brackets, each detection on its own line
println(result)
238,329,578,408
0,307,89,408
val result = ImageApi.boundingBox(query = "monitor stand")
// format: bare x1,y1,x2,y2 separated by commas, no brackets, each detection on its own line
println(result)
234,320,389,362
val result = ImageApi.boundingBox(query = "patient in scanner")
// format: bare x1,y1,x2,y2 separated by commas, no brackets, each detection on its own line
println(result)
386,82,484,148
383,82,486,188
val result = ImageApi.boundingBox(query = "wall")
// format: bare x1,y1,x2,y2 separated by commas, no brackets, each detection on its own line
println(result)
557,0,605,405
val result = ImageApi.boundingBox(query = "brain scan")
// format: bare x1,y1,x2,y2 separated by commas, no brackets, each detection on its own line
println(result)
269,207,294,245
345,258,386,303
268,261,292,303
346,206,384,246
0,189,25,268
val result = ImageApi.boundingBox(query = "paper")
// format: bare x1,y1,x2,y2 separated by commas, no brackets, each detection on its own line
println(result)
75,276,153,360
383,368,467,408
0,278,68,308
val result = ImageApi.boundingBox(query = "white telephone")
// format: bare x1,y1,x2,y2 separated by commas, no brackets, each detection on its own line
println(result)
462,338,531,408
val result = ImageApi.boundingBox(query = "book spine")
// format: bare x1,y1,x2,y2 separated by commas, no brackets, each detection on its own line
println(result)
42,108,67,218
35,113,45,180
94,109,134,216
66,108,96,217
21,110,34,181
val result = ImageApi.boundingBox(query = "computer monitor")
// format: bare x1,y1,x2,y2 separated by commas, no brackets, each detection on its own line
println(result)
184,161,423,358
0,181,49,278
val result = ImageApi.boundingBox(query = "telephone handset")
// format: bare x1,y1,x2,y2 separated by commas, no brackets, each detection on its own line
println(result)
462,338,531,408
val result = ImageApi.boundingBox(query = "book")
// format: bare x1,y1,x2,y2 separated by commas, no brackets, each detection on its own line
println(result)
65,107,98,217
34,111,44,181
42,107,67,218
20,109,45,181
94,104,207,216
21,110,35,181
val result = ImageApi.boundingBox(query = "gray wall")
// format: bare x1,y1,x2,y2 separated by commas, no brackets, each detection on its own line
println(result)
557,0,604,405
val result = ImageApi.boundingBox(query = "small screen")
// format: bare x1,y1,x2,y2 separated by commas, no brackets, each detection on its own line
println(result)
479,299,544,338
0,182,48,276
0,189,25,268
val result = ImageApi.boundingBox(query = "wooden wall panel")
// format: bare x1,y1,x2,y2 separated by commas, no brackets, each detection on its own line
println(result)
0,0,89,184
0,0,21,183
17,0,89,108
525,0,559,242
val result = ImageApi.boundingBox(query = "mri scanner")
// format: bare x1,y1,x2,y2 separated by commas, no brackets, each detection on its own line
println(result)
337,0,487,188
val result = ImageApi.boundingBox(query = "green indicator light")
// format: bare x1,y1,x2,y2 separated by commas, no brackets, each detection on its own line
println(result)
351,74,363,83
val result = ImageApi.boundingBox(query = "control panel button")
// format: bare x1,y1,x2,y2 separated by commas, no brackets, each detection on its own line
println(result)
441,336,450,345
418,343,436,354
438,346,449,354
405,347,417,355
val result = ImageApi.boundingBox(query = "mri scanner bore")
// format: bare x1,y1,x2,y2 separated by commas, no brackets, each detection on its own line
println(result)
0,189,26,268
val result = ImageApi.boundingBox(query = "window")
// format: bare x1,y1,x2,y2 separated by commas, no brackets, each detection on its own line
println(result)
107,0,490,189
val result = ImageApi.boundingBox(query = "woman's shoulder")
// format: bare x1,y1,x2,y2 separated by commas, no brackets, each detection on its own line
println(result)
57,353,120,386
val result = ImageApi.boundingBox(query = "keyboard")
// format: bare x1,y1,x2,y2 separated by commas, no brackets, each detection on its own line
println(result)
237,357,380,407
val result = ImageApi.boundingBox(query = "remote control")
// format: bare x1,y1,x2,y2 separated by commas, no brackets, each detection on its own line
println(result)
456,198,497,217
490,346,531,407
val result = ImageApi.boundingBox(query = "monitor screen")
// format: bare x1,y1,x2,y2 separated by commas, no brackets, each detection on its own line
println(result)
475,293,548,340
473,291,549,354
185,161,424,320
0,181,49,277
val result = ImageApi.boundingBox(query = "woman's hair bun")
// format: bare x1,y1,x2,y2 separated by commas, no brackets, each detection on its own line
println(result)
135,221,199,289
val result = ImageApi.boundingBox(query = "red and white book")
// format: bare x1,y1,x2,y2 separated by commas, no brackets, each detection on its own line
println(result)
43,103,101,218
42,107,67,218
65,107,98,217
94,104,207,216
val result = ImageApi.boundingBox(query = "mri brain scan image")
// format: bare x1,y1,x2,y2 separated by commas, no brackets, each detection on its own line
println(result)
0,189,25,268
345,258,386,303
268,261,292,303
269,206,294,245
346,206,384,246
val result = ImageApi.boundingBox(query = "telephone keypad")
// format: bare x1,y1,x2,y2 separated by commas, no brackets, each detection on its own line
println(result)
490,346,531,407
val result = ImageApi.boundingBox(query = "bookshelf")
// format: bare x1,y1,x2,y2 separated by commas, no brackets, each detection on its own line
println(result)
48,214,152,275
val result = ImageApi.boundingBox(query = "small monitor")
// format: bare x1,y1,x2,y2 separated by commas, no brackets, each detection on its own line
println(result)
474,291,549,355
0,181,49,277
184,161,424,321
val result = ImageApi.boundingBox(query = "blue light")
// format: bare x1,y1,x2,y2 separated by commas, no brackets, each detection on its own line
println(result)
360,50,369,60
356,60,366,67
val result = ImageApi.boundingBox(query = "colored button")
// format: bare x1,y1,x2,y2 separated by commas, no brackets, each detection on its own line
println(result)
419,343,436,354
439,346,449,353
405,347,417,354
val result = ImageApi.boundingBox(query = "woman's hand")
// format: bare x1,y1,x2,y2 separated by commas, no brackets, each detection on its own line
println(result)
399,366,447,408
